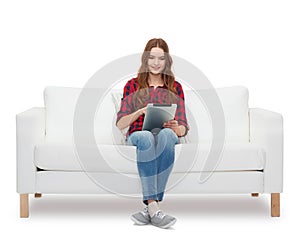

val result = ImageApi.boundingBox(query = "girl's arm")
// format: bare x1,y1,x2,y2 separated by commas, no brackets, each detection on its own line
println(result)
116,107,146,130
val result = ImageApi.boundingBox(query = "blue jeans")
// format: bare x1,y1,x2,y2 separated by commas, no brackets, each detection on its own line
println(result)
127,128,179,205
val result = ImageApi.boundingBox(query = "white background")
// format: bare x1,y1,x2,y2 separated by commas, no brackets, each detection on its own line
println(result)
1,0,299,246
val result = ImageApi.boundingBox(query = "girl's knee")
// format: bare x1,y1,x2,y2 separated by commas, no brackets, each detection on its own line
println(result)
130,131,155,147
159,128,178,143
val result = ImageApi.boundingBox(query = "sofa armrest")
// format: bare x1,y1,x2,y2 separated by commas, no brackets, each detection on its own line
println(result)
249,108,283,193
16,107,45,193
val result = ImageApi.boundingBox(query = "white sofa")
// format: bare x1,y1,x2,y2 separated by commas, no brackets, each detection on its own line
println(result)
16,85,283,217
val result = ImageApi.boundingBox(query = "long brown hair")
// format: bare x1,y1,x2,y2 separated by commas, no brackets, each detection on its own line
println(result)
133,38,178,110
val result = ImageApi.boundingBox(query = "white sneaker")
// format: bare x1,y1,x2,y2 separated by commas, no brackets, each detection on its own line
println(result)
150,210,177,229
130,206,151,225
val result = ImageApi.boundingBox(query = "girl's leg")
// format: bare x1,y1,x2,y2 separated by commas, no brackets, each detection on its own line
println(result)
127,131,158,204
155,128,178,202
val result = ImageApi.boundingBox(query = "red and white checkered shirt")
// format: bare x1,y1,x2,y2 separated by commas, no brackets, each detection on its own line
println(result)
116,77,189,138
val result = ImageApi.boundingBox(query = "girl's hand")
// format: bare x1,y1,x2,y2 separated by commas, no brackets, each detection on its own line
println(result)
164,120,186,136
138,107,147,116
163,119,178,129
163,119,180,134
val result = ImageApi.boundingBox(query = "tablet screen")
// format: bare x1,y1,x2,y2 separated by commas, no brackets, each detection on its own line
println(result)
142,103,177,131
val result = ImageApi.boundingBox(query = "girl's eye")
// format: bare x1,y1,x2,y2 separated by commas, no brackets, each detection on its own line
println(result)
160,57,165,60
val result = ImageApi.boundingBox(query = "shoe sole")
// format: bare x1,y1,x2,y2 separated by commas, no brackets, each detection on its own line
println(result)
130,215,150,225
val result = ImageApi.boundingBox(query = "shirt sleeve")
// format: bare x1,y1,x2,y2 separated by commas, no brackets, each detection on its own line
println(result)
174,82,190,135
116,80,134,125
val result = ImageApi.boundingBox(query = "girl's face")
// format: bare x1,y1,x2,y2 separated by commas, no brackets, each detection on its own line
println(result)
147,47,166,75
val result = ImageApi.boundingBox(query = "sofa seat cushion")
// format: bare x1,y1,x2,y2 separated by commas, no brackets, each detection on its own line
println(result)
34,142,265,173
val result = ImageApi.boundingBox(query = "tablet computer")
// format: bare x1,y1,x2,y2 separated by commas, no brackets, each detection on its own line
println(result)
142,103,177,131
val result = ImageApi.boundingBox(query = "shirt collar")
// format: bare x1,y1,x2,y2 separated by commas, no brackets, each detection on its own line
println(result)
148,84,168,89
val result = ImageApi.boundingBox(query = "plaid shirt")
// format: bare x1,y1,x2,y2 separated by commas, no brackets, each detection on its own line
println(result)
116,77,189,138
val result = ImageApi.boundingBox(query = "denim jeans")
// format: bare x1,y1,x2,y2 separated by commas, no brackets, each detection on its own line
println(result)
127,128,179,205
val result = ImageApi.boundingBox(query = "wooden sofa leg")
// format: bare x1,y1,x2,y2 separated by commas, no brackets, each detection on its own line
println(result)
271,193,280,217
35,193,42,198
20,194,29,218
251,193,259,197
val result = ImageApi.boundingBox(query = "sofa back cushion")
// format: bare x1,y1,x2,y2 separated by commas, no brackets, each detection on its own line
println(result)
44,85,249,144
184,86,249,143
44,86,125,144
